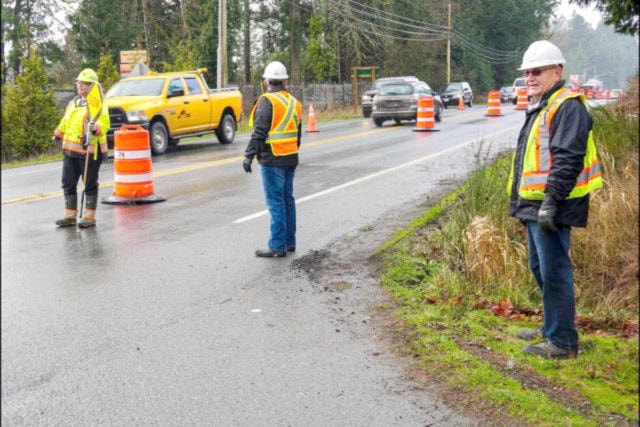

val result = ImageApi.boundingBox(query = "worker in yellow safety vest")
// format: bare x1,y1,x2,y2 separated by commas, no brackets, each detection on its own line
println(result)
243,61,303,257
508,40,602,359
53,68,110,228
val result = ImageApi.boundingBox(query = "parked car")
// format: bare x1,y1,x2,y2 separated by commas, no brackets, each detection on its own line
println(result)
371,81,443,127
511,77,526,104
499,86,512,103
361,76,419,118
438,81,473,108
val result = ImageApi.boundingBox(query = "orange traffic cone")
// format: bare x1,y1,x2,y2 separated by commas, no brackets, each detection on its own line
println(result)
458,96,465,110
102,125,166,205
516,88,528,110
485,91,503,116
307,104,318,132
413,96,439,132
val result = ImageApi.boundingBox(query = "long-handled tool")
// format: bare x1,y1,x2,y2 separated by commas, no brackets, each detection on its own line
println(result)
78,82,104,228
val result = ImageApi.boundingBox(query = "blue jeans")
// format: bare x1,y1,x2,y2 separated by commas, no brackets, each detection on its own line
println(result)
260,165,297,252
525,220,578,351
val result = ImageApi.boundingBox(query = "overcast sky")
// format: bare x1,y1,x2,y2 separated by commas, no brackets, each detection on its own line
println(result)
556,0,602,27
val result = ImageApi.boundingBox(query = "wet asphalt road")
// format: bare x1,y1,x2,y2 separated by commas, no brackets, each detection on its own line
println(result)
2,105,525,425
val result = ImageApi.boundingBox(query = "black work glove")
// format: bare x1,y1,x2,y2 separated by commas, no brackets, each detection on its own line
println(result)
243,158,252,173
538,194,558,233
51,135,62,144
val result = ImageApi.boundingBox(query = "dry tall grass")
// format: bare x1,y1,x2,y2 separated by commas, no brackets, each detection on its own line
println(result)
460,76,639,324
463,216,529,294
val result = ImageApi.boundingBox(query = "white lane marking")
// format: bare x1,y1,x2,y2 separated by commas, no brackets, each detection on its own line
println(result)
232,126,518,224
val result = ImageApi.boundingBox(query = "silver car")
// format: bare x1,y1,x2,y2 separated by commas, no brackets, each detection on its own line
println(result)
499,86,512,103
371,81,443,127
360,76,419,118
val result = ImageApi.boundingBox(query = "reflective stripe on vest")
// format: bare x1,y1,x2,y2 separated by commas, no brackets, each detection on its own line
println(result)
59,98,108,156
514,89,602,200
249,91,301,156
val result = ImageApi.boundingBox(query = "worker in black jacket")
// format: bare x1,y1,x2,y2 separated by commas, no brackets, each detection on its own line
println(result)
243,61,303,257
508,40,602,358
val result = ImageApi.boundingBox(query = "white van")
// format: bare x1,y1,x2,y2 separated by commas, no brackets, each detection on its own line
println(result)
512,77,526,104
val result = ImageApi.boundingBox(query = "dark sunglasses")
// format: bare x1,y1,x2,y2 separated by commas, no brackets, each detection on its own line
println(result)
523,66,557,77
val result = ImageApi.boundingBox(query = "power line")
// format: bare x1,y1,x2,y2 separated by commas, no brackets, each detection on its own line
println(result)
283,0,518,63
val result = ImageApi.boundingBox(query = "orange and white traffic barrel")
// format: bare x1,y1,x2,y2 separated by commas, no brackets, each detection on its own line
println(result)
485,91,502,116
102,125,166,205
413,96,439,132
516,88,528,110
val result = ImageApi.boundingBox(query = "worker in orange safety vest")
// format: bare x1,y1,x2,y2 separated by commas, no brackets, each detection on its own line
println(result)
242,61,302,257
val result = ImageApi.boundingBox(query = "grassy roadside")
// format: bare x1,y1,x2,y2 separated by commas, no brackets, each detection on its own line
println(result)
374,82,639,424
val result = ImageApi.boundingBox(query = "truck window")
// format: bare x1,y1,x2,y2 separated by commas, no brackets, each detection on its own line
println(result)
105,78,165,97
168,78,184,94
184,77,202,95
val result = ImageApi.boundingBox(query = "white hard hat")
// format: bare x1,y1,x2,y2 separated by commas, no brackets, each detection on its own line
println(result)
262,61,289,80
518,40,566,71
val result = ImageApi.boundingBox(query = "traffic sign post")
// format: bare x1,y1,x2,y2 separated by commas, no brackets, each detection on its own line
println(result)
352,66,380,111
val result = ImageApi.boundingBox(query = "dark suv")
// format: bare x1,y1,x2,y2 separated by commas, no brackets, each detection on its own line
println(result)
360,76,419,118
438,81,473,108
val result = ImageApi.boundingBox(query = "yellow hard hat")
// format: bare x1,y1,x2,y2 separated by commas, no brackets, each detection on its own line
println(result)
76,68,99,83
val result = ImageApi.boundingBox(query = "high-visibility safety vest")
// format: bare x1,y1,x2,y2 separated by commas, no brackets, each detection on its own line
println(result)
508,89,602,200
249,91,302,156
56,98,109,157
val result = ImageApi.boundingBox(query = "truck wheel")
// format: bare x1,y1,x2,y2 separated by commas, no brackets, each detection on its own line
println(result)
363,108,372,118
150,121,169,155
216,113,236,144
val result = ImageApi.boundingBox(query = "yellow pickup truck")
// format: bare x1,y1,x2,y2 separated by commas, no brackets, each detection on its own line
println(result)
104,68,243,155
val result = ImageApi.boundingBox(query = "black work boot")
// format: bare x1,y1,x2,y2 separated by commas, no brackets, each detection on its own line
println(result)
78,194,98,228
255,248,286,257
56,194,78,227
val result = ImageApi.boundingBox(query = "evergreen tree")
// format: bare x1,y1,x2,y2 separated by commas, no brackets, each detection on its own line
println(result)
303,14,337,82
1,51,59,161
97,48,121,92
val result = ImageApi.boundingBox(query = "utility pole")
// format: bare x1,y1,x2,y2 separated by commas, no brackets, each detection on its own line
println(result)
217,0,228,88
290,0,301,86
447,2,451,84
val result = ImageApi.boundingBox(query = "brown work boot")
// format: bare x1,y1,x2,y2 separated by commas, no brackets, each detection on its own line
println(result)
56,194,77,227
78,195,97,228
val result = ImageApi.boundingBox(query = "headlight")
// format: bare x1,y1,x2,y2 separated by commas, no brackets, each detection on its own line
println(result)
362,95,371,102
126,110,149,122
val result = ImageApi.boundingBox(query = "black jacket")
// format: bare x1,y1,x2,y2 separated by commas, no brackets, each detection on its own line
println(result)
244,85,302,167
509,81,593,228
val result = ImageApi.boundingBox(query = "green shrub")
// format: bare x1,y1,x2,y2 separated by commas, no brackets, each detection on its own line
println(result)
1,51,60,162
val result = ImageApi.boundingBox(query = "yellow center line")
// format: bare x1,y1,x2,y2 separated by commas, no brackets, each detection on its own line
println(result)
2,127,394,205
